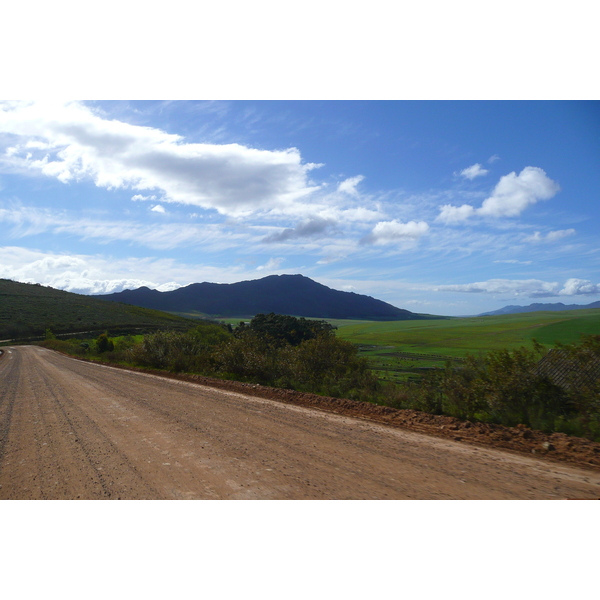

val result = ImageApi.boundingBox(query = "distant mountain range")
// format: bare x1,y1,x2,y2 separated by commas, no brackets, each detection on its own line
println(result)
96,274,427,321
479,301,600,317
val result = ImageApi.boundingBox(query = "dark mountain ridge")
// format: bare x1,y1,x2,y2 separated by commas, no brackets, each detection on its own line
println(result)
96,274,426,320
479,300,600,317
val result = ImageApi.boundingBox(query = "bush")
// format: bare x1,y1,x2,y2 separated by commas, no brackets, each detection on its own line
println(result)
95,333,114,353
210,327,378,399
212,330,277,382
126,323,232,373
289,333,378,398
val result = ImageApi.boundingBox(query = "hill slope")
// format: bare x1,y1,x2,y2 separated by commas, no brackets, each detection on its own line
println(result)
0,279,195,340
479,301,600,316
96,274,425,320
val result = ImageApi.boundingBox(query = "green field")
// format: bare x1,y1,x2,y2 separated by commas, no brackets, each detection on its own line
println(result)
335,309,600,383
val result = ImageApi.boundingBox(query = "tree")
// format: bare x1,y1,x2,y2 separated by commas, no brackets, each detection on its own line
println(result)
247,313,335,346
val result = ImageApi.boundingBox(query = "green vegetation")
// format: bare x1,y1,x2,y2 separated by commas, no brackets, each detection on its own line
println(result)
38,314,378,402
386,336,600,441
335,309,600,382
0,279,196,341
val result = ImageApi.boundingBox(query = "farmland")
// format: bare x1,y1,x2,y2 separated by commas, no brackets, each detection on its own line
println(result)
335,309,600,382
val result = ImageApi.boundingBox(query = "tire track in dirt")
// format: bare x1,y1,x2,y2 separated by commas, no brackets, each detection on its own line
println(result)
0,349,19,469
1,348,154,498
28,355,161,499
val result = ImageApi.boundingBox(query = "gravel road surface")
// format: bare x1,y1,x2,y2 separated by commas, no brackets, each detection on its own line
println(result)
1,345,599,499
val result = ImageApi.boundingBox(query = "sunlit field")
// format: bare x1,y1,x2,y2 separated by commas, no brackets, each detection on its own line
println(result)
334,309,600,382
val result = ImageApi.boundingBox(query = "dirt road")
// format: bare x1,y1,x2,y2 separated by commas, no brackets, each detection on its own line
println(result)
0,345,599,499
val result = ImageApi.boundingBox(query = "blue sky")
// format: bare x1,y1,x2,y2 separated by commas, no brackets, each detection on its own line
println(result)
0,100,598,315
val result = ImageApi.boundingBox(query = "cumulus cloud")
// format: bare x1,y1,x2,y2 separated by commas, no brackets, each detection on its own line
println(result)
559,278,600,296
262,217,335,243
459,163,489,180
362,220,429,245
0,101,321,217
437,167,560,223
525,228,575,243
488,154,500,163
150,204,166,213
478,167,560,218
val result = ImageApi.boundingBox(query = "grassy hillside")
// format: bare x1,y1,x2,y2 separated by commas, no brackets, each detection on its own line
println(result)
335,308,600,382
0,279,196,341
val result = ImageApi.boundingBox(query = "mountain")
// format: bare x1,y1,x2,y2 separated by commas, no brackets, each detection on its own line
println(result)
0,279,195,340
95,274,426,320
479,301,600,317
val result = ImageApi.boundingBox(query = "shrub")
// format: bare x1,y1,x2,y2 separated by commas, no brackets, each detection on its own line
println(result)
126,325,231,373
212,330,278,382
95,333,114,353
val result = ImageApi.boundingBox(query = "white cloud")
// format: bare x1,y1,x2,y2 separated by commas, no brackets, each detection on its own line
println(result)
459,163,489,180
525,228,575,243
155,282,183,292
478,166,560,217
494,259,533,265
316,253,348,265
337,206,385,222
437,166,560,222
150,204,166,213
0,101,321,218
546,229,575,242
337,175,364,197
432,277,600,298
0,205,251,251
488,154,500,163
362,220,429,245
559,278,600,296
433,278,561,297
525,231,542,243
436,203,475,223
256,257,284,271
